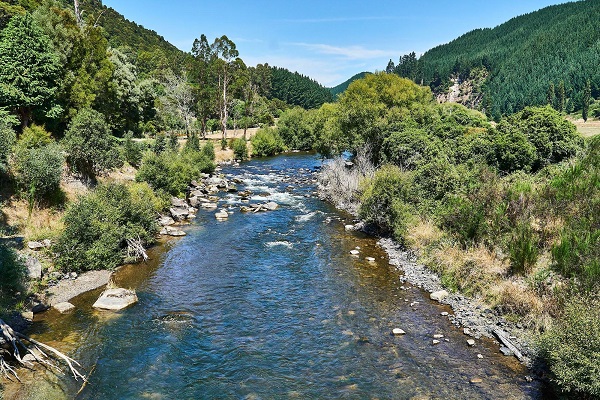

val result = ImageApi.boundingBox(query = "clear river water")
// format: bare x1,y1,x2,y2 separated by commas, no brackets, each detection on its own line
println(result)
5,152,543,399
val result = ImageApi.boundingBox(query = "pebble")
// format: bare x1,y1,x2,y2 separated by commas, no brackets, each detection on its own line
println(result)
470,378,483,384
392,328,406,336
441,312,449,316
467,339,476,347
350,250,360,256
477,354,484,359
365,257,376,262
432,340,441,345
433,334,444,339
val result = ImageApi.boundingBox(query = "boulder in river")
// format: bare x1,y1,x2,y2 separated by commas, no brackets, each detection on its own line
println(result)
160,226,186,237
215,210,229,219
93,288,138,311
170,197,187,208
263,201,279,211
169,207,189,221
158,216,175,226
54,302,75,313
392,328,406,336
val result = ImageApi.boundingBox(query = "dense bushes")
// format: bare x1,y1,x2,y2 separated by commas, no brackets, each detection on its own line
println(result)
0,121,15,174
540,295,600,397
62,108,122,180
13,124,64,203
250,127,285,157
230,137,248,160
277,107,315,150
55,182,161,272
136,145,215,196
0,243,26,314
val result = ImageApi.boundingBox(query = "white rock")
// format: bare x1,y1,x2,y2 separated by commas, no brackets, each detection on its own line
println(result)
392,328,406,336
350,250,360,256
432,340,441,345
441,312,449,316
54,302,75,313
467,339,476,347
264,202,279,211
430,290,449,302
433,334,444,339
26,256,42,280
201,202,218,209
215,211,229,219
365,257,376,262
158,216,175,226
27,241,45,250
344,225,354,231
93,288,138,311
477,354,484,359
160,226,186,237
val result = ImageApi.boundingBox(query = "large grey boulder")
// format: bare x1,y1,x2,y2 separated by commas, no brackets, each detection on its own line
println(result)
430,290,449,302
160,226,186,237
93,288,138,311
158,216,175,226
264,202,279,211
169,207,189,221
170,197,187,208
26,255,42,280
54,302,75,313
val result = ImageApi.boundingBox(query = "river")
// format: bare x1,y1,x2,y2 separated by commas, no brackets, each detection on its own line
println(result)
5,152,542,399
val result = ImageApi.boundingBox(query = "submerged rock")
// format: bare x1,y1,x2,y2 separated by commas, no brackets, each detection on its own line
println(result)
160,226,186,237
54,302,75,313
93,288,138,311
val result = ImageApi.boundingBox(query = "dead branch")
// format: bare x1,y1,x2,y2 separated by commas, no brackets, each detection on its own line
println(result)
126,236,148,262
0,318,86,382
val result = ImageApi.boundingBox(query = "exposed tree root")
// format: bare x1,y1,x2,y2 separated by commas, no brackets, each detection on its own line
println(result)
0,318,86,382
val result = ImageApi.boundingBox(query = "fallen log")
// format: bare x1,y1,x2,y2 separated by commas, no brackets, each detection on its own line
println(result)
492,328,525,362
0,318,86,382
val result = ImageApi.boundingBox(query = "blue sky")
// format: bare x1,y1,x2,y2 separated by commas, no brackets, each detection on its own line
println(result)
102,0,568,87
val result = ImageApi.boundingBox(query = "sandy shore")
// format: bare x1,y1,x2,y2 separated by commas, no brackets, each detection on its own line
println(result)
44,270,112,306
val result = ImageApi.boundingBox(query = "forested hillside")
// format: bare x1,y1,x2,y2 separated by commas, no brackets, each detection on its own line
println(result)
387,0,600,118
328,71,370,99
269,66,333,109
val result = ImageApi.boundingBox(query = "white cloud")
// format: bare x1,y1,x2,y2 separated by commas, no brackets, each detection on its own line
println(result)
288,42,395,60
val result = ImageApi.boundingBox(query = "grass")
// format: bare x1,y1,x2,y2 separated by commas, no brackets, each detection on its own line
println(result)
568,117,600,138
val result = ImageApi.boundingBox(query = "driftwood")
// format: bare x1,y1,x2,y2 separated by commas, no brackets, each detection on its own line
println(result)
492,328,525,362
0,318,86,382
126,236,148,262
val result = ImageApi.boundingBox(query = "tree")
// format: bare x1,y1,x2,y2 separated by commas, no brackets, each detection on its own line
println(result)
211,35,240,141
557,80,566,113
386,59,395,74
547,82,555,107
582,80,591,122
62,108,121,181
190,34,216,138
160,70,194,136
0,13,60,129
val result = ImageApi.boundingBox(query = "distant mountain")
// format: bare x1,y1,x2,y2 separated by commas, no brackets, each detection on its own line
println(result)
329,72,371,98
390,0,600,118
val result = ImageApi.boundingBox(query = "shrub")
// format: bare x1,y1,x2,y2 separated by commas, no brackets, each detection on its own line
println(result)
0,122,15,174
154,133,167,154
123,132,143,167
359,165,415,240
18,123,52,149
231,138,248,160
185,132,200,152
381,128,442,170
251,127,285,157
63,108,122,180
539,295,600,398
201,141,215,160
55,182,160,272
490,125,537,173
136,149,214,197
0,243,26,314
14,142,64,202
507,222,539,275
277,107,315,150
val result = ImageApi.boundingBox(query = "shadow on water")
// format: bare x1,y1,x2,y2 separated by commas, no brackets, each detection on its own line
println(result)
3,153,548,399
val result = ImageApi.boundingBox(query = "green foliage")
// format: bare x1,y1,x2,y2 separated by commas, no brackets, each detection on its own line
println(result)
0,12,60,127
0,243,26,314
231,138,248,160
55,182,160,272
507,222,539,275
63,108,122,180
359,165,415,240
14,141,63,202
136,148,215,196
540,295,600,398
269,66,333,109
328,72,371,99
0,120,16,174
18,123,52,149
123,131,143,167
185,132,200,152
410,1,600,116
250,127,285,157
277,107,315,150
381,128,442,169
549,137,600,289
153,133,167,154
201,141,215,160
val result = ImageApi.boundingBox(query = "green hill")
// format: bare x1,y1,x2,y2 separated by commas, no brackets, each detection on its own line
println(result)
391,0,600,118
269,66,334,109
329,72,371,99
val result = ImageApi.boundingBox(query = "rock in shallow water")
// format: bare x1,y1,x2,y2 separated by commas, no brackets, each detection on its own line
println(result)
430,290,449,302
93,288,138,311
54,302,75,313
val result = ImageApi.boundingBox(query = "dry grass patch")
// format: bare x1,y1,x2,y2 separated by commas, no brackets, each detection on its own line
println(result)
4,198,64,242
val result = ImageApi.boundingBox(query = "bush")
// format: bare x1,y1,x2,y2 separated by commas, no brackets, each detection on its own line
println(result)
277,107,315,150
540,295,600,398
201,141,215,160
63,108,122,180
251,127,285,157
136,149,215,196
490,125,537,173
381,128,443,170
123,132,143,167
231,138,248,160
185,132,200,152
0,122,15,174
359,165,415,240
0,243,26,314
55,182,160,272
154,133,167,154
507,222,539,275
14,142,64,202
